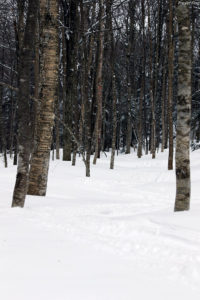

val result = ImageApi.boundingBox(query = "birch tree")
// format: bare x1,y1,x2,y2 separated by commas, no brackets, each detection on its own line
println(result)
28,0,59,196
174,0,191,211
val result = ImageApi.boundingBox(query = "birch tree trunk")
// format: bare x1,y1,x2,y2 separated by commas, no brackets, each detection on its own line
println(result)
174,0,191,212
27,0,59,196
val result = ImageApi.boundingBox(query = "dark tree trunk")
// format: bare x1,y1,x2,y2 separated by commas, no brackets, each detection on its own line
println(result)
63,0,79,162
93,0,105,164
168,0,174,170
137,0,145,159
12,0,39,207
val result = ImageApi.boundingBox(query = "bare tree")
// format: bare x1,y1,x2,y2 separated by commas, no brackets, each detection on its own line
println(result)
174,0,191,211
12,0,39,207
28,0,59,196
93,0,105,164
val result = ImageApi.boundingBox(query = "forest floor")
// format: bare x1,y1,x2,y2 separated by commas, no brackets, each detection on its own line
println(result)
0,149,200,300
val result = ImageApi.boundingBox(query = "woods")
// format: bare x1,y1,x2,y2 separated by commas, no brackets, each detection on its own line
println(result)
1,2,200,299
0,0,199,211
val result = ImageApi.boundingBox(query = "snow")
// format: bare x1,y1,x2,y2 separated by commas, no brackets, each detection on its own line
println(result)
0,149,200,300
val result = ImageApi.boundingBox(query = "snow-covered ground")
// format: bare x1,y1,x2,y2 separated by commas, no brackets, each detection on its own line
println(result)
1,150,200,300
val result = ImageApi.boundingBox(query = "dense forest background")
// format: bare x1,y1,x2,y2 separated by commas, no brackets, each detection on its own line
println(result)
0,0,199,209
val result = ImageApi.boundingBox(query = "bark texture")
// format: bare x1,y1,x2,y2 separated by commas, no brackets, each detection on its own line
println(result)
63,0,78,162
93,0,104,164
28,0,59,196
81,2,96,176
125,1,135,154
137,0,145,159
12,0,39,207
147,0,155,159
109,0,117,170
174,0,191,212
168,0,174,170
161,61,167,152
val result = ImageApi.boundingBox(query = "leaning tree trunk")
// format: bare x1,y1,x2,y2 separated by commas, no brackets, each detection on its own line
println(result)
27,0,59,196
12,0,39,207
174,0,191,212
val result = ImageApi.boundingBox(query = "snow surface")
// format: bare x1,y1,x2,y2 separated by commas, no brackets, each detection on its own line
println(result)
0,150,200,300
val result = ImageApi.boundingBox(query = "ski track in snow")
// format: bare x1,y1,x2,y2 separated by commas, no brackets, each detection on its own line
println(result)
1,150,200,299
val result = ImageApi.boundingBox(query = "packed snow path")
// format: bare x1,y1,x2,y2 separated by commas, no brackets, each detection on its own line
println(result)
1,150,200,300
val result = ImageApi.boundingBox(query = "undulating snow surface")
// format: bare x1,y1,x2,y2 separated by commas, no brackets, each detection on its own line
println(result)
0,150,200,300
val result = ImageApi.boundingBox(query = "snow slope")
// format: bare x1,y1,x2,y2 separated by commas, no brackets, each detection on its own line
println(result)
0,150,200,300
